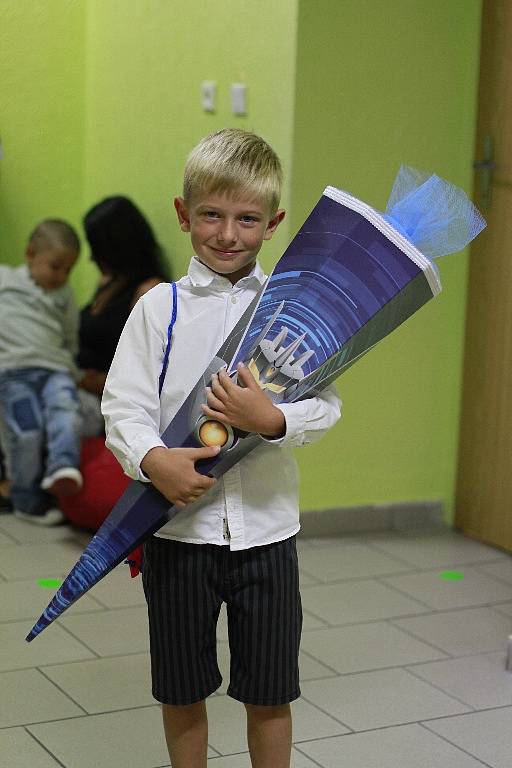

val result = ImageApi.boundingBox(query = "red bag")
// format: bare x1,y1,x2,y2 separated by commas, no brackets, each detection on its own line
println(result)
59,436,131,532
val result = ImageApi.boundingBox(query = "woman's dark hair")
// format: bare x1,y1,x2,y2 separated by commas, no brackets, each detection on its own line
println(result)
83,196,169,282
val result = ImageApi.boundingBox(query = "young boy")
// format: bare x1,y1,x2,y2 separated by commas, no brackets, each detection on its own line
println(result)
102,129,341,768
0,220,83,526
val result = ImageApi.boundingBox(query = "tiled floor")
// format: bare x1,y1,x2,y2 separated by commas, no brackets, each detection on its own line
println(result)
2,515,512,767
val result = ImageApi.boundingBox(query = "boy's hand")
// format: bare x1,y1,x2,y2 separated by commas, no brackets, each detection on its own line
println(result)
202,363,286,438
140,445,219,508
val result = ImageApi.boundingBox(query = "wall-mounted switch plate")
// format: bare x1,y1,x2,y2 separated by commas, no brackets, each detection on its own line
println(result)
231,83,247,116
201,81,216,112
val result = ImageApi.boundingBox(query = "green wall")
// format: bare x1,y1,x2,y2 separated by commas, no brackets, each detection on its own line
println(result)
0,1,482,518
0,0,85,289
291,0,482,517
82,0,298,301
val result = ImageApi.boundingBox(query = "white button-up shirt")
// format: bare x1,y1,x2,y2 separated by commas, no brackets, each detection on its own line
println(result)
102,257,341,550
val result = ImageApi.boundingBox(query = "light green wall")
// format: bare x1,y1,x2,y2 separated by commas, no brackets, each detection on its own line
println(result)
0,0,85,292
291,0,482,517
81,0,298,303
0,1,483,519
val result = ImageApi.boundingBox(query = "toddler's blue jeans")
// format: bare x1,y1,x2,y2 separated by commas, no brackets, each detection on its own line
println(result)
0,368,81,514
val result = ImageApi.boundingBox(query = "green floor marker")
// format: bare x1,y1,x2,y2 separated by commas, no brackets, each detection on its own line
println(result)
439,570,464,581
37,578,62,589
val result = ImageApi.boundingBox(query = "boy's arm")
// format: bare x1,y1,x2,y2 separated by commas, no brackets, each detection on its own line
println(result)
270,382,341,447
101,294,169,480
101,291,218,506
203,363,341,447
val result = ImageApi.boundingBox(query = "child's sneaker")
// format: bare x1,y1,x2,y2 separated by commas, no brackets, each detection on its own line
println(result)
14,508,66,526
41,467,83,497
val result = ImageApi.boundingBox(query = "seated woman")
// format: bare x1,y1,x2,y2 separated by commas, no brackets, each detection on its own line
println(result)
78,195,169,403
61,196,170,529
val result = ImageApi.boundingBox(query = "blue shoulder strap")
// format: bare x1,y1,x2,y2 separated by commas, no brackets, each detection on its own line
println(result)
158,282,178,397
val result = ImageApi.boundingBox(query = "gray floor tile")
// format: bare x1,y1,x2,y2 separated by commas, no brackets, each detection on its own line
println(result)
0,620,95,672
0,578,103,623
215,642,231,695
383,567,512,610
485,650,508,668
299,542,412,582
59,605,149,656
0,727,63,767
86,565,146,608
207,754,254,767
300,622,446,674
494,601,512,617
206,695,348,755
367,530,505,568
0,529,15,547
297,723,486,767
426,707,512,768
28,706,170,768
216,603,229,641
0,516,85,545
302,609,329,630
392,607,512,655
301,579,429,625
477,557,512,585
0,668,84,727
301,668,470,731
298,536,358,548
298,650,339,681
41,653,154,713
207,749,319,766
299,569,321,586
408,654,512,708
3,526,511,767
292,751,322,768
0,541,85,580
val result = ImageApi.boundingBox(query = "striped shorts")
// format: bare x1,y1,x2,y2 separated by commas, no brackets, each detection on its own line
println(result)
142,535,302,706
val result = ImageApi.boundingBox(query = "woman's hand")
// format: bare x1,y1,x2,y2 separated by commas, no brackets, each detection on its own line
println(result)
140,445,219,508
202,363,286,438
77,369,107,396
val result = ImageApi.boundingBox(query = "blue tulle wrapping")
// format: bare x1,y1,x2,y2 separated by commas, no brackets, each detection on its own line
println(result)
383,165,486,261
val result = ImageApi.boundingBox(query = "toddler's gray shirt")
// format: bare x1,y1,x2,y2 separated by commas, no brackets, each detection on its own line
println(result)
0,265,78,375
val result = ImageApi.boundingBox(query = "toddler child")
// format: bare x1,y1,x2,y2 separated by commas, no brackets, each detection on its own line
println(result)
0,220,83,525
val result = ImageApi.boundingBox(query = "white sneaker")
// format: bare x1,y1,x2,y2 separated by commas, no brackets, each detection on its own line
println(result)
41,467,83,497
14,508,66,526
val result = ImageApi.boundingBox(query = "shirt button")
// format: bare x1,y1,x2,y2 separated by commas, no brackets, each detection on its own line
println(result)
231,296,237,304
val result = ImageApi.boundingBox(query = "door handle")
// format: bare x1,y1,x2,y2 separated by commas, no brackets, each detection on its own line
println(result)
473,135,495,209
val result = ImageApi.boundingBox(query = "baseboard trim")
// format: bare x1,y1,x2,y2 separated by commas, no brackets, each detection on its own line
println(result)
298,500,446,538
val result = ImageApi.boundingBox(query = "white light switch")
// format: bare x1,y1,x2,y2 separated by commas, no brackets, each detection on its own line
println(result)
231,83,247,116
201,81,216,112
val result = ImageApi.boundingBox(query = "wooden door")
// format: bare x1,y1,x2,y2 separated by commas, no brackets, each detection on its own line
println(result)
455,0,512,550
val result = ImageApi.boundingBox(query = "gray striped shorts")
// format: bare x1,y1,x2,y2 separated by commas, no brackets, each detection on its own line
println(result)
142,535,302,706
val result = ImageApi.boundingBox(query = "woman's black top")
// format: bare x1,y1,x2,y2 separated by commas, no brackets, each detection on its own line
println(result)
77,284,135,373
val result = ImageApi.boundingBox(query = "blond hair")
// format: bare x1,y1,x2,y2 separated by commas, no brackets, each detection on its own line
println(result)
183,129,282,215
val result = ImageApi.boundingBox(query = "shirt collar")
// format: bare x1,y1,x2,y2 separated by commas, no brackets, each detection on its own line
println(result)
187,256,267,289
